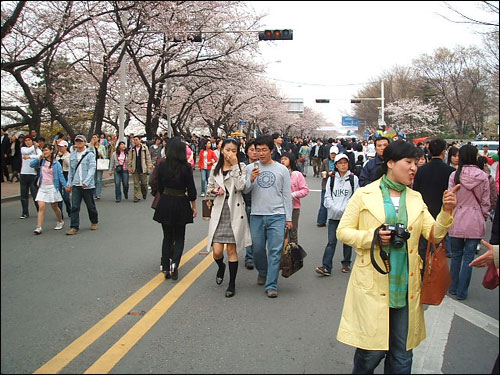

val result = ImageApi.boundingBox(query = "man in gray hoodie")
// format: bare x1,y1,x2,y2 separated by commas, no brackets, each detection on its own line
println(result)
244,135,292,298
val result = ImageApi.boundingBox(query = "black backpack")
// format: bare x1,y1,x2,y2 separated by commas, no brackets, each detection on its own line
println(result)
329,172,355,198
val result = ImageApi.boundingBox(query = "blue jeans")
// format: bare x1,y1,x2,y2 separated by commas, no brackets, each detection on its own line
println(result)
94,170,103,197
201,169,209,195
114,170,129,201
70,186,98,230
445,234,452,257
317,189,327,225
250,214,286,291
245,205,253,263
322,219,352,272
449,237,480,299
352,303,412,374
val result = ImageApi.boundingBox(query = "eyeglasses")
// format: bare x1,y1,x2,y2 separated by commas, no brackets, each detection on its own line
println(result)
255,148,270,153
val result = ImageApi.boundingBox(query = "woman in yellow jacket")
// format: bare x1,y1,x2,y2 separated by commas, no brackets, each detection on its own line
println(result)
336,140,459,374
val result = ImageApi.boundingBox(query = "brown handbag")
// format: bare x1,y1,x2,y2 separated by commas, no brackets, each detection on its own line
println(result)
421,226,452,305
201,199,214,221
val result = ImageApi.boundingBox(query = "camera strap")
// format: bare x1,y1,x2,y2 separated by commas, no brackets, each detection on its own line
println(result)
370,224,391,275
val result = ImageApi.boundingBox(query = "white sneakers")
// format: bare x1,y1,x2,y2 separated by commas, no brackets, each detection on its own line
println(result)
33,227,42,235
54,221,65,230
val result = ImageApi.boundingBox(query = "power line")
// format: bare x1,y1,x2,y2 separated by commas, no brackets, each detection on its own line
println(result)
256,74,378,87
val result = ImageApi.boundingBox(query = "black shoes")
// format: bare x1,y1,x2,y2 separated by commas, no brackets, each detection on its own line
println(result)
225,286,235,298
245,261,254,270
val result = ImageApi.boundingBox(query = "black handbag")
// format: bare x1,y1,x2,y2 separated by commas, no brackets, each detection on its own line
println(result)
280,228,307,278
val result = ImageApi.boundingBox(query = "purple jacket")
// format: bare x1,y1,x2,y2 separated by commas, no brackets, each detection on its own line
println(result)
448,165,490,239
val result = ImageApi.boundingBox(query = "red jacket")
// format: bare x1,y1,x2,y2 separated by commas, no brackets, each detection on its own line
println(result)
198,149,218,170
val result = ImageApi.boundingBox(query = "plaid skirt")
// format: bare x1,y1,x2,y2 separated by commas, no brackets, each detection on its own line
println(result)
213,198,236,244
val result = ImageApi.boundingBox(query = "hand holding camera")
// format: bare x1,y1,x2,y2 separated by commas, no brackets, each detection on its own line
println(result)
379,223,411,248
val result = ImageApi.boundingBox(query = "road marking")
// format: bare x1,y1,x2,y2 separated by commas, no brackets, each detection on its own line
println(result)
413,295,499,374
84,252,214,374
33,237,208,374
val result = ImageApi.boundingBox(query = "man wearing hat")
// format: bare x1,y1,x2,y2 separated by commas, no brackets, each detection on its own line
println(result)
316,146,339,227
65,135,98,234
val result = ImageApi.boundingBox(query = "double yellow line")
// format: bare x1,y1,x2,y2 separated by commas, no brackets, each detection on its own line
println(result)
34,237,210,374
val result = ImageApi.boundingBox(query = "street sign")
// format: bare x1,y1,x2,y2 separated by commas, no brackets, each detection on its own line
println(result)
239,120,247,126
341,116,361,127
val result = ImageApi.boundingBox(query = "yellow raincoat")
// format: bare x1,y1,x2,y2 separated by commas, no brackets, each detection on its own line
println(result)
336,178,453,350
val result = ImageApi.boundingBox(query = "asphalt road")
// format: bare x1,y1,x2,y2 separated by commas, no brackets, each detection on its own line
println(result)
1,169,498,374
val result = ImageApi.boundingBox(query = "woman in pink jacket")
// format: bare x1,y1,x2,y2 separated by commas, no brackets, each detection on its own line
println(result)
448,144,490,300
281,152,309,241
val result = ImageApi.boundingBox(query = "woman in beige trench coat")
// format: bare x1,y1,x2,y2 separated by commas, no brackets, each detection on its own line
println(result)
336,141,459,374
206,138,252,297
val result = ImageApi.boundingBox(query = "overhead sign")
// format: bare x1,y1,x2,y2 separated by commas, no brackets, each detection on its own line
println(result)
341,116,361,127
239,120,247,126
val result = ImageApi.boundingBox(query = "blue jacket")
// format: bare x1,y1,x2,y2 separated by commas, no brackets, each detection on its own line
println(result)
30,158,67,190
66,149,96,189
359,155,383,187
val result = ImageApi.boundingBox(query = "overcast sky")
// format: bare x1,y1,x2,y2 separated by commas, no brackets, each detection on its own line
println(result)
247,1,490,131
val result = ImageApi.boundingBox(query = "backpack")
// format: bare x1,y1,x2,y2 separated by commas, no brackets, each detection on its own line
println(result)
353,162,363,177
330,172,355,198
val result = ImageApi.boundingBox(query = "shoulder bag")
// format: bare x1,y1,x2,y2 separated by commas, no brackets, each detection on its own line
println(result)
280,228,307,278
97,157,110,171
421,226,452,305
202,199,214,221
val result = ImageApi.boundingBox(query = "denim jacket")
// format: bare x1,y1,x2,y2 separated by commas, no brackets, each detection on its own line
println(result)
29,158,67,190
66,149,96,189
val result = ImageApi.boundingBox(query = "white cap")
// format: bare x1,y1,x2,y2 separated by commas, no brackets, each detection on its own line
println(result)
334,153,349,164
330,146,339,154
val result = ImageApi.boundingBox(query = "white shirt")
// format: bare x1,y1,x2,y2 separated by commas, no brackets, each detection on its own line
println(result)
21,146,42,175
75,151,85,186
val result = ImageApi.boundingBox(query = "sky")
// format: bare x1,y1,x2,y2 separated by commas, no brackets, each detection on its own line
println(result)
247,1,490,132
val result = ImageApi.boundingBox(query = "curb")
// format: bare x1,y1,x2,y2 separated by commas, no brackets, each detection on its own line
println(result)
1,178,116,204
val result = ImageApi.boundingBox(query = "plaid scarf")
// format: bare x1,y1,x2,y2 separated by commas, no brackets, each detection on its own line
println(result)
380,175,408,308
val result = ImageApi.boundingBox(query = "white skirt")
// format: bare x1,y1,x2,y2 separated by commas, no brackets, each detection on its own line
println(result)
36,184,63,203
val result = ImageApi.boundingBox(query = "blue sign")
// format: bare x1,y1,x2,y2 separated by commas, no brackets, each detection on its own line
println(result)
239,120,247,126
342,116,361,127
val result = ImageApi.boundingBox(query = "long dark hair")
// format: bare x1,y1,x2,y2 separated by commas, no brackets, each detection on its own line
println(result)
163,137,189,178
214,138,242,176
281,152,298,172
455,144,479,185
115,141,126,157
447,146,459,166
42,145,56,168
376,140,418,179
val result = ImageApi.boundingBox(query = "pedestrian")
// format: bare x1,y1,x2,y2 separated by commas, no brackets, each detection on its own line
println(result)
336,140,459,373
311,139,323,177
65,134,99,235
271,133,284,162
447,146,459,170
1,127,11,182
244,135,293,298
19,135,41,219
185,140,195,169
89,134,107,200
127,136,152,202
206,138,251,298
8,133,22,182
30,145,66,234
316,146,338,227
315,153,358,276
448,144,491,300
241,139,258,268
415,147,427,169
198,140,218,197
478,156,498,220
109,141,130,202
359,136,390,187
55,139,72,219
153,137,197,280
297,140,311,177
149,137,163,167
281,152,309,241
353,154,364,177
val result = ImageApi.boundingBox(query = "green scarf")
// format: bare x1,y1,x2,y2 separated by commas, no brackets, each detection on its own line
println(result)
380,175,408,308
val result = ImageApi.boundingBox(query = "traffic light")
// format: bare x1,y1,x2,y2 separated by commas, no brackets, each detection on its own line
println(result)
315,99,330,103
350,99,362,104
172,32,203,43
258,29,293,41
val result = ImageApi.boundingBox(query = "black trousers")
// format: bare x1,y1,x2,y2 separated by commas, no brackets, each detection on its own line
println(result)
161,224,186,269
20,174,39,216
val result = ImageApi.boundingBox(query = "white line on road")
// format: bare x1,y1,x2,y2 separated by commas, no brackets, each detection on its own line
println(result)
413,295,499,374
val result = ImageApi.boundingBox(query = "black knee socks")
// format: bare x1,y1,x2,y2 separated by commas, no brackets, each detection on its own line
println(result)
215,257,225,277
228,261,238,289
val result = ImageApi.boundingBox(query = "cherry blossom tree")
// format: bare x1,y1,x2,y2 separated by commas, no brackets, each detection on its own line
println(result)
385,98,439,135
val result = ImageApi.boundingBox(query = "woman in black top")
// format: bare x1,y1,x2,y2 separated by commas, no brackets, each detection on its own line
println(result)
153,137,197,280
9,134,22,182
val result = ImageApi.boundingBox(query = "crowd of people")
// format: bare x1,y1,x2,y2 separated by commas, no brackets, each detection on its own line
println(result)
1,126,499,373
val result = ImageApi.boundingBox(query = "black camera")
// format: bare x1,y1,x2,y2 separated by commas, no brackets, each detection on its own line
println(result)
384,223,410,248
